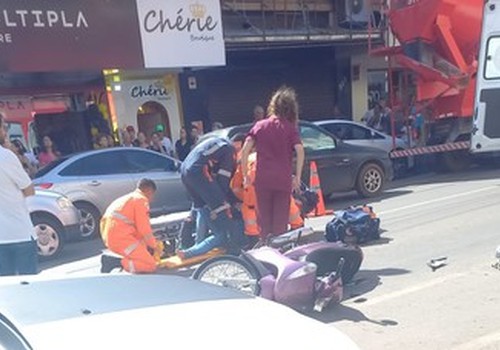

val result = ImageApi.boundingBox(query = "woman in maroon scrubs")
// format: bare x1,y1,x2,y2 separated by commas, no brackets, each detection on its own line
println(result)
241,86,305,239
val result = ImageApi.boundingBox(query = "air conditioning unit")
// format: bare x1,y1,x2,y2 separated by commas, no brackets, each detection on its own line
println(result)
343,0,370,26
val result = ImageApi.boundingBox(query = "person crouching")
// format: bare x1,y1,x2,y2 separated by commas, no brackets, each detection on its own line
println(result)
100,178,162,273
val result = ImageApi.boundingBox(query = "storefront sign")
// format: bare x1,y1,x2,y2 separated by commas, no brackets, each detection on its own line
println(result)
136,0,225,68
0,0,225,72
0,96,32,119
130,80,171,100
0,0,143,72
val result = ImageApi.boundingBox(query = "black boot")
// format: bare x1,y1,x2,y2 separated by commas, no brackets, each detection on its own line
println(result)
100,254,123,273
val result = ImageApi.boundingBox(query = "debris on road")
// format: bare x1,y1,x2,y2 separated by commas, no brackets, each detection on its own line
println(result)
427,256,448,272
492,246,500,270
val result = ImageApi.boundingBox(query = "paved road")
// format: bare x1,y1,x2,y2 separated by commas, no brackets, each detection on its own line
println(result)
316,167,500,350
40,166,500,349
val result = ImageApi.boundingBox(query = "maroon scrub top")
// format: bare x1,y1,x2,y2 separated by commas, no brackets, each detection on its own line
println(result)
247,116,302,192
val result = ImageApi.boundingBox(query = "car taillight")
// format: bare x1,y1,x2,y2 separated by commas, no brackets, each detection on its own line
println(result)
36,183,53,189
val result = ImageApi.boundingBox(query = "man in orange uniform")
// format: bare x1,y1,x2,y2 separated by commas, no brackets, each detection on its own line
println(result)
100,178,161,273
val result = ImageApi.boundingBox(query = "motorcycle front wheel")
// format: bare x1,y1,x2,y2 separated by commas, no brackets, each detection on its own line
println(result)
192,255,261,296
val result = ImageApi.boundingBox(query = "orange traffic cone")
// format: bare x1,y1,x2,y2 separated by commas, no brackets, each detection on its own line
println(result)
307,161,333,217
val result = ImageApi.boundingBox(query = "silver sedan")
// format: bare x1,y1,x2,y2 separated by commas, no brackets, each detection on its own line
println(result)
27,190,81,260
33,148,191,240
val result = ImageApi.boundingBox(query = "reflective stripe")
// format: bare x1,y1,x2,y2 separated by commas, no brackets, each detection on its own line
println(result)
233,188,243,193
211,203,231,216
245,219,257,225
218,169,232,178
289,212,301,222
110,212,134,226
128,261,135,273
123,241,140,256
143,233,154,242
203,141,224,156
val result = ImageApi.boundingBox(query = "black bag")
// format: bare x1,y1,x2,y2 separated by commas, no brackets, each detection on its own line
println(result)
293,183,319,216
325,206,380,244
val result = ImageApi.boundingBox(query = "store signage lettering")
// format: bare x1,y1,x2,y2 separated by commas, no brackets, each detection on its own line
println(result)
0,9,89,47
130,84,169,99
136,0,225,68
0,0,224,72
1,10,89,28
0,33,12,43
0,99,28,111
143,5,218,42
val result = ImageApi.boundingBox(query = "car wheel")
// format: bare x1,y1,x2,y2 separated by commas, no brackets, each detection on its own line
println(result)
31,213,65,260
75,202,101,240
356,163,385,198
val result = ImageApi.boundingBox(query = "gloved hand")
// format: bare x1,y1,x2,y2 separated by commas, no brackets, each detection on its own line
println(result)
153,241,164,261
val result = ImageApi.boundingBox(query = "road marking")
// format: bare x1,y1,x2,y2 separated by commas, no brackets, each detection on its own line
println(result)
452,330,500,350
352,272,465,307
379,186,498,215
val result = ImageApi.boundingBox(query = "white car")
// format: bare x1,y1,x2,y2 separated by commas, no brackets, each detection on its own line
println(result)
315,119,408,153
27,190,81,260
0,274,360,350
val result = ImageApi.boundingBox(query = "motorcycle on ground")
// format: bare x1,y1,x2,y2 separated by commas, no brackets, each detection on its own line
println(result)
192,227,363,312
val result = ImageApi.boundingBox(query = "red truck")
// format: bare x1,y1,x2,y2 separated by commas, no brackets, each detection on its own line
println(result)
372,0,498,171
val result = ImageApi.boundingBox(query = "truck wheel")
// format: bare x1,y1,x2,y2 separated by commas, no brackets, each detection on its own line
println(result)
31,213,65,260
356,163,385,198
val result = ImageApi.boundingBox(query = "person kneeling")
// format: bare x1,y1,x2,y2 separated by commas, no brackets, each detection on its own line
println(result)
100,178,162,273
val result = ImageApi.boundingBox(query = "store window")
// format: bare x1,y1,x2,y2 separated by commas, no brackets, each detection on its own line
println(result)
137,101,171,140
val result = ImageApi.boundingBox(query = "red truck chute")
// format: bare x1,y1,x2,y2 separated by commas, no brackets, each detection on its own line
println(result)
377,0,482,119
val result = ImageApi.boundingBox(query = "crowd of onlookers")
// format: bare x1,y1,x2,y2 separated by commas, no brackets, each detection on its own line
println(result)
93,121,212,162
4,104,270,179
362,99,429,146
4,134,59,178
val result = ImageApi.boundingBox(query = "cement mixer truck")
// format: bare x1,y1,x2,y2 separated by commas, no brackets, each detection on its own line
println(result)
374,0,500,171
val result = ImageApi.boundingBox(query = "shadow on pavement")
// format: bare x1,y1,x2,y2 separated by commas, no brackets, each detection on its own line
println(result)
361,236,393,247
310,303,399,327
327,190,413,211
307,267,409,325
39,238,105,270
344,268,411,302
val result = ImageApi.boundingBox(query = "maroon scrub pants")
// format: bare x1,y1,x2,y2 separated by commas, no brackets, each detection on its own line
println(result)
255,185,291,238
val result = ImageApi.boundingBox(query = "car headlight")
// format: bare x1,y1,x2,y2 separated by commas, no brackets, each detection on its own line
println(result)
57,197,74,210
286,263,317,280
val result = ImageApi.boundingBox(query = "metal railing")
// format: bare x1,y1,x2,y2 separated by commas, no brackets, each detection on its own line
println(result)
221,0,382,46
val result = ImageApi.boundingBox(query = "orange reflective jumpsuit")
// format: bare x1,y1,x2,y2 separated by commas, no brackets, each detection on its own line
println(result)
231,152,303,237
100,190,157,273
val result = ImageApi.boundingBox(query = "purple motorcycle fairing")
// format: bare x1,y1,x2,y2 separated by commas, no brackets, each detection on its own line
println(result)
246,247,317,310
285,241,346,260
